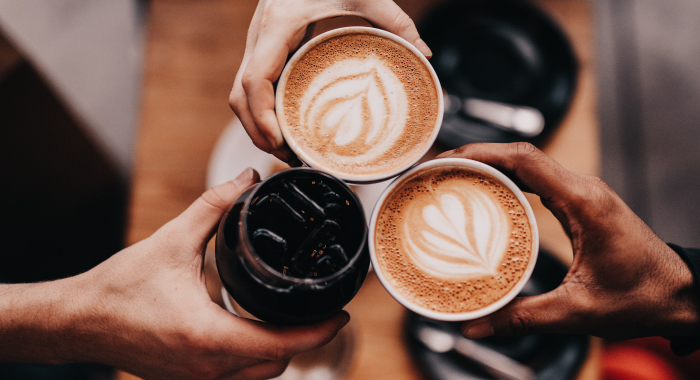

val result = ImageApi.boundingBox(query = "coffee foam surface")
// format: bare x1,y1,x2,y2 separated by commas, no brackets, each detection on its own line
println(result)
374,166,533,313
283,34,438,176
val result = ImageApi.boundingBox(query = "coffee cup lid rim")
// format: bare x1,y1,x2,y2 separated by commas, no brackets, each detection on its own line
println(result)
367,158,540,321
275,26,444,184
239,167,369,286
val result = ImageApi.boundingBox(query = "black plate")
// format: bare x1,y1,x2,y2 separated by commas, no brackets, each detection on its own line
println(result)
404,249,589,380
419,0,578,147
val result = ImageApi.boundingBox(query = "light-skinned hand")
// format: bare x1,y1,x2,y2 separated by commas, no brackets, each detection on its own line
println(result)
436,143,699,341
229,0,432,163
0,168,349,380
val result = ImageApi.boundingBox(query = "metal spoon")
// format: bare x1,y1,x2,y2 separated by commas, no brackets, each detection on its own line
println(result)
416,325,537,380
444,92,545,138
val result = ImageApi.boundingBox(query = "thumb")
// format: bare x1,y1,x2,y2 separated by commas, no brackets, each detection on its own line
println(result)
217,311,351,360
461,288,578,339
172,168,260,247
437,143,593,230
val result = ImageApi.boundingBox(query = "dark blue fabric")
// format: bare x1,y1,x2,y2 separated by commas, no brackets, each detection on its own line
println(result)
666,243,700,356
0,363,113,380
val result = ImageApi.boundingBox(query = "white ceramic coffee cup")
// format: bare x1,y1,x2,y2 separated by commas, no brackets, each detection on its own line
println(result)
368,158,539,321
275,26,444,184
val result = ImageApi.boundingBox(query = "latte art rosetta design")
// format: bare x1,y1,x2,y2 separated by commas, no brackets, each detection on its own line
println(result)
375,167,533,313
404,189,509,278
298,58,408,163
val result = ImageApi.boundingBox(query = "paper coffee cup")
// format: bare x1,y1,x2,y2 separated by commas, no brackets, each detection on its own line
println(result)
368,158,539,321
275,26,444,184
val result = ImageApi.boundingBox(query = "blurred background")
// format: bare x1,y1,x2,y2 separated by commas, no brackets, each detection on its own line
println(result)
2,0,700,379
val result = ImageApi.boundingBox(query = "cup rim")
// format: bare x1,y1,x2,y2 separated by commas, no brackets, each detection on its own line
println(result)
275,26,444,184
239,168,368,286
368,158,539,321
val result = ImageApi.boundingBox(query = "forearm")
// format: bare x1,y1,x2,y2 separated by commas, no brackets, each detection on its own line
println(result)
0,276,87,363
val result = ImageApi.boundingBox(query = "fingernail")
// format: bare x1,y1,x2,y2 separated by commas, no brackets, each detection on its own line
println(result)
464,323,494,339
233,167,255,187
415,38,432,58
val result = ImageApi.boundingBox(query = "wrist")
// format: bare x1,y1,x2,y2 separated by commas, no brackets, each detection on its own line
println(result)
39,274,100,364
0,275,90,364
53,270,111,364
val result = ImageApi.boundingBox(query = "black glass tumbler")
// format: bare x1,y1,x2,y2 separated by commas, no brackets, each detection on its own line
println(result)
216,168,370,325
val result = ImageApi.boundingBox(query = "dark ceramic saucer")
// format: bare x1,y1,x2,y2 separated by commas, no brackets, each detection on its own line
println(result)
404,249,589,380
419,0,578,147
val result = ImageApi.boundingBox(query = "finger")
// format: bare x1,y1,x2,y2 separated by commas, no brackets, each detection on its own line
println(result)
218,311,350,361
229,0,279,154
294,22,316,55
242,4,313,152
172,168,260,246
230,87,277,153
437,143,587,209
245,0,267,49
223,359,290,380
241,33,293,151
270,146,301,166
232,23,312,160
209,355,268,378
461,288,580,338
353,0,432,57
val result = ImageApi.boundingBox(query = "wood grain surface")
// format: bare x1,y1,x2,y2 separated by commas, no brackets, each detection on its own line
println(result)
119,0,600,379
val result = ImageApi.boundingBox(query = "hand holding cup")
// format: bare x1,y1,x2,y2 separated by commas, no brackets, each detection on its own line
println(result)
438,143,699,341
18,169,351,380
229,0,433,164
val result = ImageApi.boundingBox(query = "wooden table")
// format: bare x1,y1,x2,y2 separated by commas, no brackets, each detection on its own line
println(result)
120,0,600,379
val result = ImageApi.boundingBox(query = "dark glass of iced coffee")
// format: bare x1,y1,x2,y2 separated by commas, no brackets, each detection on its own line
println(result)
216,168,369,325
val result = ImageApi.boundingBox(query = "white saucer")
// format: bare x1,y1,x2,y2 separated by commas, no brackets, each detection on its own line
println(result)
206,117,392,224
206,117,289,188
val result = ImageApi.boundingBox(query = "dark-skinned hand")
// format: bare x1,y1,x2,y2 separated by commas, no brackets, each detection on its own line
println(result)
437,142,699,341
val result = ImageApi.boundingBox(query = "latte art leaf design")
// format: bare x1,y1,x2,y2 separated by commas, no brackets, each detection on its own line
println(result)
299,58,408,160
311,69,387,146
405,191,509,277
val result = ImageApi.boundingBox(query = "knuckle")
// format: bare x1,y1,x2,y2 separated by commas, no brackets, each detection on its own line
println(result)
241,71,257,92
262,343,292,361
512,142,540,160
200,186,229,211
259,5,276,29
575,175,618,217
581,174,613,194
453,145,469,156
228,91,243,113
506,312,531,336
454,142,482,156
586,174,607,187
394,12,415,34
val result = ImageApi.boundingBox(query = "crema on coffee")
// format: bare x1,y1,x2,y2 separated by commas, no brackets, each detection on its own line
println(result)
280,32,439,178
374,165,533,313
